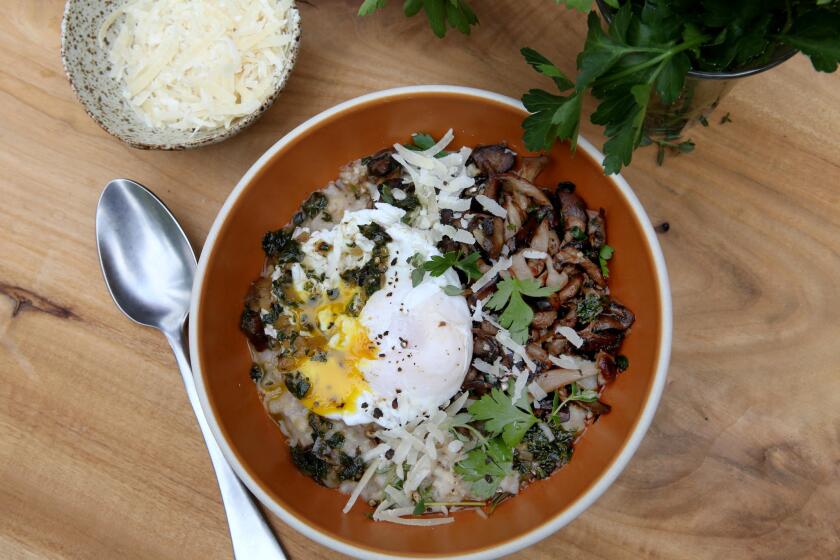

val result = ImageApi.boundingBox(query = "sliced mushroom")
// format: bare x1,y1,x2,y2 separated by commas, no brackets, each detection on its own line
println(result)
548,273,583,308
595,351,618,382
470,144,515,175
461,367,494,396
544,335,570,356
587,209,606,249
532,310,557,330
499,173,552,206
531,220,550,252
470,214,505,259
245,276,272,310
504,196,524,239
473,330,503,360
578,399,612,416
543,257,568,288
510,251,534,280
240,281,270,352
578,329,624,354
534,367,597,393
482,175,500,202
526,343,549,364
555,248,606,287
604,300,635,330
515,155,549,182
557,191,588,238
366,149,398,177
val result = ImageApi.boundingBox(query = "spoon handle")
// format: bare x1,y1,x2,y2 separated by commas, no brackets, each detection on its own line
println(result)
165,326,287,560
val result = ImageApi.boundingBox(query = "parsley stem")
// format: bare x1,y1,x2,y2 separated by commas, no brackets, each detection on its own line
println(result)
425,501,486,507
594,35,711,89
782,0,793,34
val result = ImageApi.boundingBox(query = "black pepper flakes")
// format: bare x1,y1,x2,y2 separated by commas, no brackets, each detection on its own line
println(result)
373,408,383,419
391,398,399,409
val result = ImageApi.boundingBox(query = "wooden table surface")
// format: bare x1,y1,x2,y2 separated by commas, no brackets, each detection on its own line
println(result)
2,1,839,559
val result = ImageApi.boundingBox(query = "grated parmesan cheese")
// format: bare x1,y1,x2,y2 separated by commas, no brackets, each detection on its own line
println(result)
522,249,549,260
555,325,584,348
99,0,299,132
475,194,507,218
471,257,512,292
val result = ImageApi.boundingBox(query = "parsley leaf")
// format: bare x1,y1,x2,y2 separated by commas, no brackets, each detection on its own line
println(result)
780,11,840,73
454,251,482,280
454,436,513,499
358,0,478,38
467,387,539,448
409,132,435,150
521,47,574,91
443,285,464,296
412,251,482,287
358,0,387,16
598,244,614,278
412,498,426,515
484,278,560,344
405,131,449,158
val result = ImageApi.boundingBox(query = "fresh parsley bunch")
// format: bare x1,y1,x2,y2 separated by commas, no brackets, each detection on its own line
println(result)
358,0,479,37
523,0,840,173
358,0,600,37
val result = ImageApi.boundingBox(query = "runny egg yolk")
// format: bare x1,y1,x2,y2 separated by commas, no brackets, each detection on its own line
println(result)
289,285,376,416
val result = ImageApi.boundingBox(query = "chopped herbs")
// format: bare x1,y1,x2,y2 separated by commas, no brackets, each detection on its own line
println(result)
484,278,561,344
358,222,393,245
262,302,283,324
345,292,363,316
342,240,390,296
338,452,366,481
576,293,604,325
326,431,345,449
616,355,630,371
284,371,311,399
301,192,328,219
290,445,328,484
249,363,263,382
514,424,574,480
378,182,420,212
262,228,301,263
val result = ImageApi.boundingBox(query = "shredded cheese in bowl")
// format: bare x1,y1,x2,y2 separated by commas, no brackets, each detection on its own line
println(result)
98,0,299,132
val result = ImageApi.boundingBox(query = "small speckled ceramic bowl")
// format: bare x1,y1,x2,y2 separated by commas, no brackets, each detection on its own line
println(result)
60,0,301,150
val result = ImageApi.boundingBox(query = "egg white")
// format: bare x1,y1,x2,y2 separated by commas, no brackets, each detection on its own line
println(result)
297,203,473,428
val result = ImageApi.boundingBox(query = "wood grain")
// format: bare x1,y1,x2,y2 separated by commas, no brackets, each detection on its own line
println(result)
1,1,839,559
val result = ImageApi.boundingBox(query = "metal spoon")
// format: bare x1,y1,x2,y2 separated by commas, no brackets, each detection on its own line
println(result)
95,179,286,560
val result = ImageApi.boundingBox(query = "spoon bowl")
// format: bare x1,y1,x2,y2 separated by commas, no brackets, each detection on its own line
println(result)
96,179,195,330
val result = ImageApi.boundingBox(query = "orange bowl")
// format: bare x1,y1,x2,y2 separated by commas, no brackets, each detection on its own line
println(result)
190,86,672,559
